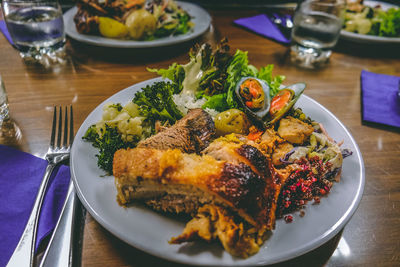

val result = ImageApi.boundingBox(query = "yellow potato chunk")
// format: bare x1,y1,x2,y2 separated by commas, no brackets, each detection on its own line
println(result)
125,9,157,40
214,109,251,136
98,17,128,38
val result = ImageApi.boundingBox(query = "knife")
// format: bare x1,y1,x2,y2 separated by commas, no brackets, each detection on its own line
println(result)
39,181,86,267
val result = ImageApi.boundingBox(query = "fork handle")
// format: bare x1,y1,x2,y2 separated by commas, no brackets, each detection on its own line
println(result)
6,163,56,267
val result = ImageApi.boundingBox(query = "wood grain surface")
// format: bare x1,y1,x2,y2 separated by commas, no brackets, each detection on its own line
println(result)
1,7,399,267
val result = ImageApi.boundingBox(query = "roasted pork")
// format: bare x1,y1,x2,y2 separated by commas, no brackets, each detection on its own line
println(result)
137,108,215,153
113,147,271,228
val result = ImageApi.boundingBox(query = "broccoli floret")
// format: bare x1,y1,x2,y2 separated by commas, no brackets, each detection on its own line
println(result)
109,103,123,112
83,124,138,174
133,81,183,128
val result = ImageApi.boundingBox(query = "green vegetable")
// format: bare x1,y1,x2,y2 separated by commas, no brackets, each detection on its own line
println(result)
201,93,230,111
345,5,400,37
109,103,123,112
371,8,400,37
225,50,257,108
148,40,232,96
133,81,183,129
148,63,185,91
83,125,139,174
225,50,285,108
148,40,285,114
257,65,285,97
153,11,192,38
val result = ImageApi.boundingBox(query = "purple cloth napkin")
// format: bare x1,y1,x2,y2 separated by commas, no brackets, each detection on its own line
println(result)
361,70,400,128
234,14,291,44
0,20,13,45
0,145,70,266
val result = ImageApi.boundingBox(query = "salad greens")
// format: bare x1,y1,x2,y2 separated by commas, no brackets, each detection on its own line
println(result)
84,40,286,174
150,39,285,112
146,0,194,39
370,8,400,37
344,4,400,37
153,12,193,38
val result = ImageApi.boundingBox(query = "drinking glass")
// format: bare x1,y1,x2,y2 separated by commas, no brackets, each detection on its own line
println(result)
290,0,345,69
0,76,22,145
1,0,66,67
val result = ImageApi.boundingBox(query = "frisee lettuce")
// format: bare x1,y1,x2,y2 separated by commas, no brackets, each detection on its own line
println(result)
148,40,285,112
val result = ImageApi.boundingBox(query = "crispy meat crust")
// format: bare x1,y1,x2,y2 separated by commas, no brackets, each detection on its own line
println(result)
113,147,272,228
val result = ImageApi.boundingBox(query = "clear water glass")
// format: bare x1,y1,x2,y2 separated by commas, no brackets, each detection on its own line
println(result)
290,0,344,69
1,0,66,67
0,76,22,145
0,76,10,124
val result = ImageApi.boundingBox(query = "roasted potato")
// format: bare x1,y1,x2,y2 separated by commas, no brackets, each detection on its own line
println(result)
214,109,251,136
125,9,156,40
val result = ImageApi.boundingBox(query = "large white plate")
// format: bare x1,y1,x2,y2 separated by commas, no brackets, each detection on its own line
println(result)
63,2,211,48
340,0,400,44
70,78,365,266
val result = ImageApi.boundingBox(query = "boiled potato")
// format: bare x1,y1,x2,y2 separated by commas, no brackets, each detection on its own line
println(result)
125,9,157,40
344,20,356,32
214,109,251,136
98,17,128,38
355,18,372,34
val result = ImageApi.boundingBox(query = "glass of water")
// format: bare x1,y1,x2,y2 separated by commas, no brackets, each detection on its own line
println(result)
1,0,66,67
0,76,22,146
290,0,345,69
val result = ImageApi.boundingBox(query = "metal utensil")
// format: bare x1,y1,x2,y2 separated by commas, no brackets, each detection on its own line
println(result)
269,13,293,40
39,182,85,267
6,106,73,267
39,105,86,267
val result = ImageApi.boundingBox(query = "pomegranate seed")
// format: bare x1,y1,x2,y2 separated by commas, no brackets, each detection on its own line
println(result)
284,215,293,223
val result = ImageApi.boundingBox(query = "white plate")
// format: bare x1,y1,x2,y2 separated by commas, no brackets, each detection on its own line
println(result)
340,0,400,44
63,2,211,48
70,78,365,266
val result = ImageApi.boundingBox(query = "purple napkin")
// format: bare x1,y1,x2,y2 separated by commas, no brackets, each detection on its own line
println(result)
0,145,70,266
234,14,291,44
0,20,13,45
361,70,400,128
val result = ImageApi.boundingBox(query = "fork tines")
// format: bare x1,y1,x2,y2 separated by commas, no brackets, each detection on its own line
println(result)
51,106,74,149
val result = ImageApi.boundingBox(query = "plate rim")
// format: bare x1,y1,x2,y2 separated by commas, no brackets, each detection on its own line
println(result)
70,77,365,266
63,1,211,48
340,0,400,44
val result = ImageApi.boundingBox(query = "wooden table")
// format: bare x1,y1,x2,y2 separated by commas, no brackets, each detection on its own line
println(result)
1,7,400,267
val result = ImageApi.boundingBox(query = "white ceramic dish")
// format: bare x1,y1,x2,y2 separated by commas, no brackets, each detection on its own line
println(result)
340,0,400,44
63,2,211,48
70,78,365,266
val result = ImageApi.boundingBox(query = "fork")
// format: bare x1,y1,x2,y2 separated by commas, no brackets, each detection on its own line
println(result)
6,106,73,267
269,12,293,40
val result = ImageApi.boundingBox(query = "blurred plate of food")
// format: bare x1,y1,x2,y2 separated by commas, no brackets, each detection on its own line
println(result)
63,0,211,48
340,0,400,44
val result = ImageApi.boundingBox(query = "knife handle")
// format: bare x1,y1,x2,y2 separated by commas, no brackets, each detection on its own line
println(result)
39,181,85,267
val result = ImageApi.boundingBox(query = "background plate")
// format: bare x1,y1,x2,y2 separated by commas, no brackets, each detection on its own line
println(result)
70,78,365,266
340,0,400,44
63,2,211,48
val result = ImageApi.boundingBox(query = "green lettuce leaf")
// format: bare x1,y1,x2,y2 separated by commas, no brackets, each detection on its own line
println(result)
201,93,230,111
257,65,286,97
